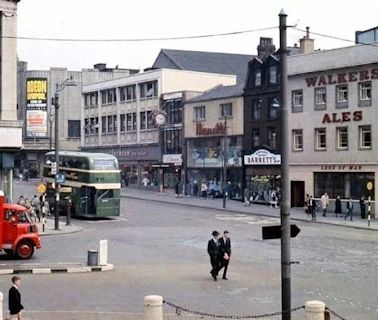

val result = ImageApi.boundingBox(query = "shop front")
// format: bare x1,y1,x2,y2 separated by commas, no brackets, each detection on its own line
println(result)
244,148,281,204
162,154,182,188
290,164,376,215
186,136,243,199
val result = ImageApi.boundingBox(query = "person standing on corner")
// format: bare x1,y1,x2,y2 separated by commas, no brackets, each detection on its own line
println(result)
360,196,366,219
6,276,24,320
345,197,354,221
207,230,220,281
321,192,329,217
218,230,231,280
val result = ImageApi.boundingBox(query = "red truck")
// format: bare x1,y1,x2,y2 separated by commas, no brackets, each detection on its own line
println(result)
0,191,41,259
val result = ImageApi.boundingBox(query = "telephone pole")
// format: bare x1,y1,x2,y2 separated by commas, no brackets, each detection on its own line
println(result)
279,9,291,320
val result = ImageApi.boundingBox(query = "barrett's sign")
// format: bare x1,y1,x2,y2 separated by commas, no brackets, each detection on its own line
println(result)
27,79,48,102
244,149,281,165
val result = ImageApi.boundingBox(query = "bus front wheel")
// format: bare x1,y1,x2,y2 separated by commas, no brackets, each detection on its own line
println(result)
16,240,34,259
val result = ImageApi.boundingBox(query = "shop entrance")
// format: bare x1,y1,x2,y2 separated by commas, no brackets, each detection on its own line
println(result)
291,181,304,207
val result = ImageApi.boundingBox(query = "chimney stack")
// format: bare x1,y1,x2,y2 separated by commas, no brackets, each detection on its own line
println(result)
257,37,276,60
299,27,314,54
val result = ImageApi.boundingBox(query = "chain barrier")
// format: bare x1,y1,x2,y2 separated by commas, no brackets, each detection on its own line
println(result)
326,307,347,320
163,300,304,319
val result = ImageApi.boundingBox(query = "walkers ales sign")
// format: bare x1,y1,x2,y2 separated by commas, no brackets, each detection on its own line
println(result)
244,149,281,165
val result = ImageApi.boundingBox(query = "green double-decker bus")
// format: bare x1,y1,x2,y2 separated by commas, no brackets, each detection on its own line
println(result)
43,151,121,218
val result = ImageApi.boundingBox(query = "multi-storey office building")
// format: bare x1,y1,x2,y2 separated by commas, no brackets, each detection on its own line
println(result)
81,69,236,187
16,63,134,176
288,44,378,213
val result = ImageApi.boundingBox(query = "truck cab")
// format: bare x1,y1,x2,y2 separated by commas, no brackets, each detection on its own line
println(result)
0,191,41,259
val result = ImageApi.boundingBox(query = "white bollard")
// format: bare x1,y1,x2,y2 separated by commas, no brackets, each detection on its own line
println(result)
98,240,108,266
0,291,3,320
305,300,325,320
144,295,163,320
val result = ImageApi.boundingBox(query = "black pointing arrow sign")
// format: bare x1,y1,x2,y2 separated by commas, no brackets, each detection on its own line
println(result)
262,224,301,240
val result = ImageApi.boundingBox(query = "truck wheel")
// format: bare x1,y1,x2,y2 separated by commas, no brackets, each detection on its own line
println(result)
16,241,34,259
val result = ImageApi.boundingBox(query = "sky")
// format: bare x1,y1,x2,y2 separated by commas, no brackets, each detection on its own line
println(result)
16,0,378,71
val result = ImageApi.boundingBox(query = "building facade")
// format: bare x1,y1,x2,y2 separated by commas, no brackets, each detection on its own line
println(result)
184,85,244,198
243,38,281,204
288,44,378,213
0,0,22,201
16,63,134,176
81,69,236,188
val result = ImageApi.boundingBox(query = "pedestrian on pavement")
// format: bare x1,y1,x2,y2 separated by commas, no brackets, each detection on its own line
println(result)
175,180,181,198
218,230,231,280
193,181,199,197
17,196,25,206
6,276,24,320
345,197,354,221
360,196,366,219
201,181,208,198
335,195,342,217
207,230,221,281
243,187,250,206
31,195,41,222
321,192,330,217
309,196,317,222
304,194,310,214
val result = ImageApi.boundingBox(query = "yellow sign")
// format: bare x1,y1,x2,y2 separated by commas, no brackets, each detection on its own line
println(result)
367,181,373,191
37,183,46,194
60,187,72,193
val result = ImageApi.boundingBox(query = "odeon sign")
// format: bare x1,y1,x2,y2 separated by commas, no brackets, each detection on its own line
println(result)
244,149,281,165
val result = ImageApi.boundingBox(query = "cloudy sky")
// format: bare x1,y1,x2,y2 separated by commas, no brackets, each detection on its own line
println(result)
17,0,378,71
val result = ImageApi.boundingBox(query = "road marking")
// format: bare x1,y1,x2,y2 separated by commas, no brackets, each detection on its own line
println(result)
215,214,279,225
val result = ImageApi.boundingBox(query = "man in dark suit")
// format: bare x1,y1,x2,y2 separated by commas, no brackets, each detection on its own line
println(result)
207,230,221,281
219,230,232,280
7,276,23,320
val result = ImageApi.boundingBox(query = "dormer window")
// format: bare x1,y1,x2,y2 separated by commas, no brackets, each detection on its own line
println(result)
254,70,262,87
269,65,277,85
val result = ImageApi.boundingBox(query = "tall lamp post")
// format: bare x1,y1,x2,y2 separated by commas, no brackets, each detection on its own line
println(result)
52,76,76,230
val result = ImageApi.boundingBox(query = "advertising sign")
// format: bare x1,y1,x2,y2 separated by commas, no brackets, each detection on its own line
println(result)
26,78,48,138
244,149,281,166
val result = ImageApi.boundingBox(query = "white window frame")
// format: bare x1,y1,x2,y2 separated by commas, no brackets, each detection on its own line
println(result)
254,70,262,87
336,127,348,150
292,129,303,151
359,82,371,101
220,103,232,118
359,125,372,149
292,90,303,110
315,128,326,150
336,85,348,103
315,87,326,105
194,106,206,121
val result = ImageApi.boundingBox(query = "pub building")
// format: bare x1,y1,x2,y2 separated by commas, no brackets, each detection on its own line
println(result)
184,85,244,198
288,43,378,214
243,37,283,204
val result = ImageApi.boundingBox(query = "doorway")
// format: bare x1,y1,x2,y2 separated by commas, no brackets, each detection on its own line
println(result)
291,181,304,207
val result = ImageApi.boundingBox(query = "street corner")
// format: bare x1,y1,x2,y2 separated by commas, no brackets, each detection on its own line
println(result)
37,220,83,236
0,263,114,275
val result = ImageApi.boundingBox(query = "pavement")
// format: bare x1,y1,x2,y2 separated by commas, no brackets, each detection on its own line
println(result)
121,187,378,231
36,216,83,236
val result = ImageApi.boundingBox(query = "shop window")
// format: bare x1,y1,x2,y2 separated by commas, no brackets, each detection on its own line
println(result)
292,129,303,151
359,125,372,149
68,120,80,138
252,99,261,120
315,128,326,151
194,106,206,121
292,90,303,112
336,127,348,150
336,85,348,108
314,87,326,110
358,81,371,107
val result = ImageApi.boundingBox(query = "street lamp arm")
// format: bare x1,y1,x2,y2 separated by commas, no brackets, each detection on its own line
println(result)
55,75,76,93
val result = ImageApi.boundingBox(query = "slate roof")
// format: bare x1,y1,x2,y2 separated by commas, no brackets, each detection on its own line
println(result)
152,49,254,84
187,84,244,103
